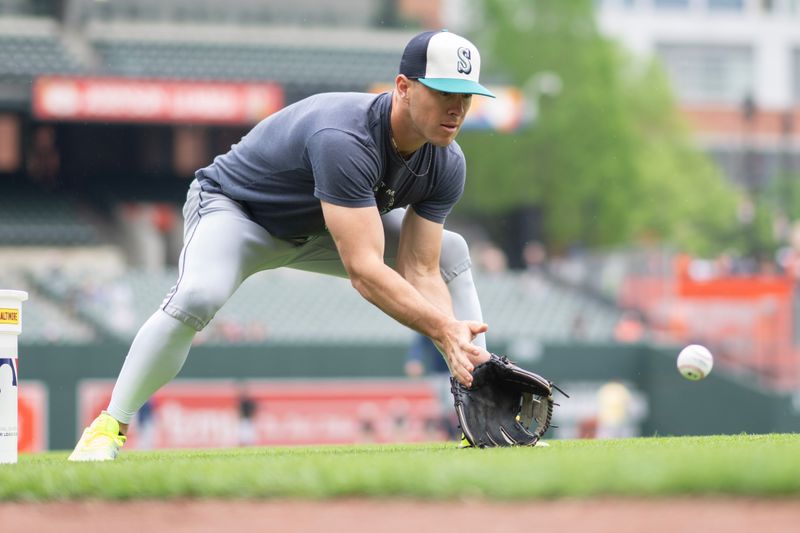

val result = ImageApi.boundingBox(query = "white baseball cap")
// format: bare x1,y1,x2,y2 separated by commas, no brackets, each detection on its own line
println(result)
399,30,495,98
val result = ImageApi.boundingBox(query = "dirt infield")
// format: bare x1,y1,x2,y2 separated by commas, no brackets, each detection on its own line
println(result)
2,498,799,533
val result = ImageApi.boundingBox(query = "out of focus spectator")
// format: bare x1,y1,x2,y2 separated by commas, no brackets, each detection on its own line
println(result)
134,399,157,450
614,309,647,343
404,334,458,440
570,312,588,340
596,380,635,439
26,126,60,190
523,241,548,273
472,241,508,274
238,389,257,447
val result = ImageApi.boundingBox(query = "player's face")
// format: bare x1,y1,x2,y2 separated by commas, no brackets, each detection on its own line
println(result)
407,81,472,147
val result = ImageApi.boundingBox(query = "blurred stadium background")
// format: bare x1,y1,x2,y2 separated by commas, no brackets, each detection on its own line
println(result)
3,0,800,452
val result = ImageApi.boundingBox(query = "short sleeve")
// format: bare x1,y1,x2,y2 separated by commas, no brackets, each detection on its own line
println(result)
306,128,380,208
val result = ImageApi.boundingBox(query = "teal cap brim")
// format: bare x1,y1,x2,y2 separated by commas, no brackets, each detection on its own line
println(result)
418,78,496,98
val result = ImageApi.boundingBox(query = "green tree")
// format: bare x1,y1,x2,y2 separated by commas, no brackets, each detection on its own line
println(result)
621,56,742,256
455,0,741,257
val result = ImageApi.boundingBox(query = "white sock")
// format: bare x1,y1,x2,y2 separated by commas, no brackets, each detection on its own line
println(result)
107,310,195,424
447,268,487,349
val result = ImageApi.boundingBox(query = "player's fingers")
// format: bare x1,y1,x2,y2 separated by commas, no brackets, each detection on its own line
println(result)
454,360,473,387
461,354,476,385
479,346,491,360
466,321,489,337
462,354,475,373
466,345,490,365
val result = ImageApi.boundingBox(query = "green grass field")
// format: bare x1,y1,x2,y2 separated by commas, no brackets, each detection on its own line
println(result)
2,434,799,501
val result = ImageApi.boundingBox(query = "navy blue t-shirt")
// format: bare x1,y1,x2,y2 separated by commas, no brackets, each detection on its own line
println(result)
196,92,466,240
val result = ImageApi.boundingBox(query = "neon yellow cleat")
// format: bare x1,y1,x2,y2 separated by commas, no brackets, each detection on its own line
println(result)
68,411,126,462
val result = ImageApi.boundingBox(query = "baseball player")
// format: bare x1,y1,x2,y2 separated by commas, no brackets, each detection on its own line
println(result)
69,29,496,461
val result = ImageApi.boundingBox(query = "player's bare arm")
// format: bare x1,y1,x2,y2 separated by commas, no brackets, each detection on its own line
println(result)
321,200,487,387
395,207,490,371
395,207,450,312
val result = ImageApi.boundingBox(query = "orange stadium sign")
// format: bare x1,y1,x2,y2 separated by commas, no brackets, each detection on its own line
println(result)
32,76,284,125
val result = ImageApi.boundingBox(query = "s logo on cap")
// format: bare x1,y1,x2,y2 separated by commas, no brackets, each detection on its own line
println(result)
399,30,495,97
457,47,472,75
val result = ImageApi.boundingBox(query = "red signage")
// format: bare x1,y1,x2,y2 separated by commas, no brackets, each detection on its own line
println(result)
19,380,47,453
77,379,445,449
32,76,284,125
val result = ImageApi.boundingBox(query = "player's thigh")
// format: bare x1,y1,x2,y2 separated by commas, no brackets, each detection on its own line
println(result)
284,235,348,278
180,183,291,281
163,183,293,327
286,209,406,278
286,208,470,279
380,208,404,267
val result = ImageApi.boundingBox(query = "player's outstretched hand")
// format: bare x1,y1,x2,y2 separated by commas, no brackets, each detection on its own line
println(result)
436,320,490,388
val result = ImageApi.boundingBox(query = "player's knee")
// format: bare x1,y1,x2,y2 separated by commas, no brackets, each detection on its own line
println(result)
170,281,231,330
440,231,472,280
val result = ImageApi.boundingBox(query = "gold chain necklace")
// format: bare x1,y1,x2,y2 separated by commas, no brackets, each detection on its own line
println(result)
390,133,432,178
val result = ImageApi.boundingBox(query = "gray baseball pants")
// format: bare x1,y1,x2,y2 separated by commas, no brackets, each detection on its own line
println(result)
107,179,485,423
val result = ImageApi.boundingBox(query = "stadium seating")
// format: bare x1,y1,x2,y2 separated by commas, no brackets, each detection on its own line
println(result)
18,293,98,344
0,0,57,18
0,35,83,74
30,268,622,346
476,272,621,342
0,270,97,344
0,11,407,99
0,192,106,246
0,30,86,82
91,39,399,93
74,0,380,27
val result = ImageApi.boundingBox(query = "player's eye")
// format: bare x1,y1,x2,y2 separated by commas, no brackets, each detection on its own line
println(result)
440,92,471,102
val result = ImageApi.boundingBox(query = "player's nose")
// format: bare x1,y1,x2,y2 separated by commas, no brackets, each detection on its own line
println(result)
448,95,469,117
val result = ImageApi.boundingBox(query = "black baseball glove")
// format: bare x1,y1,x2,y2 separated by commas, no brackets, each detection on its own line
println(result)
450,353,564,448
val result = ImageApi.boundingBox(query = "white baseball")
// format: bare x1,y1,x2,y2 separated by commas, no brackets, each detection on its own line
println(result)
677,344,713,380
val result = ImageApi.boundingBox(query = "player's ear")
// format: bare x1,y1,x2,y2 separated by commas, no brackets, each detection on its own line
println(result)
395,75,412,103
